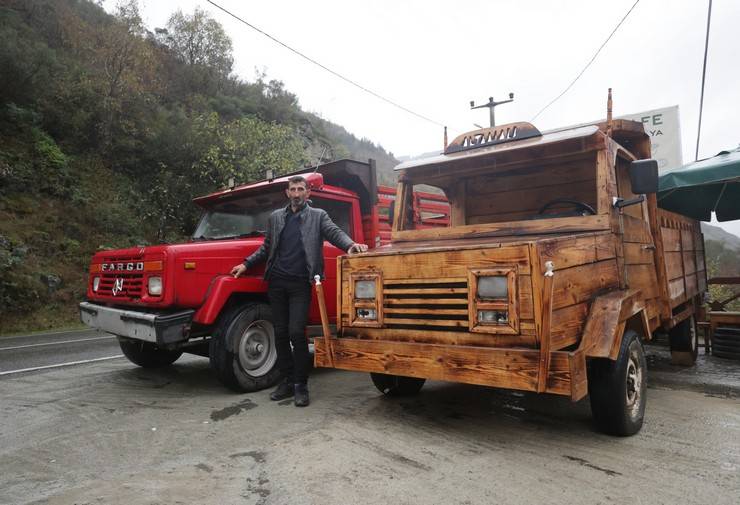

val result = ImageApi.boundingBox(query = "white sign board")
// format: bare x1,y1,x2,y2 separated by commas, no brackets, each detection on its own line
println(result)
618,105,683,172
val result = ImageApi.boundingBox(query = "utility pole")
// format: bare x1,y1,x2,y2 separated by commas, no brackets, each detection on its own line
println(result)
470,93,514,127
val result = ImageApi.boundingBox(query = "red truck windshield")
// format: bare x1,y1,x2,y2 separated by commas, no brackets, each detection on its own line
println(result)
192,191,285,240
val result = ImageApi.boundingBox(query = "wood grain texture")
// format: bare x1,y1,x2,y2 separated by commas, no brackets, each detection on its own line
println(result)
314,337,574,396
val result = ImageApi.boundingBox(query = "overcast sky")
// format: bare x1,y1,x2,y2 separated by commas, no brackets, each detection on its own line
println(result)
106,0,739,236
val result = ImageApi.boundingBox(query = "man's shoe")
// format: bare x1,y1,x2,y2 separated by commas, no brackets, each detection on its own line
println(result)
270,380,294,401
294,383,310,407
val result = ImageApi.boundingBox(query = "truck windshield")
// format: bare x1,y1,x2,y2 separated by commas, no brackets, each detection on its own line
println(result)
192,192,285,240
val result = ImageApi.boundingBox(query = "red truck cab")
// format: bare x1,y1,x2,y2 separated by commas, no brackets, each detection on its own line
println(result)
80,159,448,392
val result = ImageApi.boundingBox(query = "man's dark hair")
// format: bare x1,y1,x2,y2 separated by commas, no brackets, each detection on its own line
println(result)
288,175,308,188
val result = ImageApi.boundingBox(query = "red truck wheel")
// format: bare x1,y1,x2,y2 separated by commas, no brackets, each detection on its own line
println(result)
209,302,281,392
587,330,647,436
117,338,183,368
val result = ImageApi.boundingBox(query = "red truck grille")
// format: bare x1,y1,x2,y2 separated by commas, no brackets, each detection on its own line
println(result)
96,254,145,299
97,272,144,298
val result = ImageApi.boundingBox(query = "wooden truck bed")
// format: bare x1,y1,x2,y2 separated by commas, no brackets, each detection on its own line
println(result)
655,208,707,315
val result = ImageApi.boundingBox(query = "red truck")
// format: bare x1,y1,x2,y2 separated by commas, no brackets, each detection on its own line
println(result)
79,159,449,392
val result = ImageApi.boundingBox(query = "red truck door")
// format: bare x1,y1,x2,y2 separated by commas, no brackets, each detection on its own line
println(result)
307,192,363,325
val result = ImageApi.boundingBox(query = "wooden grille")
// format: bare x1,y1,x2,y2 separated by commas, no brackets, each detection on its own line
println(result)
382,279,469,332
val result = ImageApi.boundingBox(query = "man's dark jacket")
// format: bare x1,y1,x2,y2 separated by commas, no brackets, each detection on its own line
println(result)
243,203,354,281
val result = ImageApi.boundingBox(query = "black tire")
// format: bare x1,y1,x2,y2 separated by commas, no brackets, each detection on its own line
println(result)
587,330,647,436
209,302,281,393
713,327,740,349
370,372,425,396
118,337,183,368
668,315,698,363
713,349,740,360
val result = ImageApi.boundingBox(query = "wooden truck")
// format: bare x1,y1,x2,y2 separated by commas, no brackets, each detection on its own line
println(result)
314,118,707,436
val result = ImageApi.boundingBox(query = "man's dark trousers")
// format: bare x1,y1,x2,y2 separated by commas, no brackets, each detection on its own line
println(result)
267,276,312,384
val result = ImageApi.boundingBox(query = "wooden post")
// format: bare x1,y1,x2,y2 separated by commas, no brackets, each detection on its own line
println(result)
537,261,555,393
314,275,334,367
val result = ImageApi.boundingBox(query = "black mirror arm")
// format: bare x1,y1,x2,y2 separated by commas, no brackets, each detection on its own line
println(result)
613,195,645,209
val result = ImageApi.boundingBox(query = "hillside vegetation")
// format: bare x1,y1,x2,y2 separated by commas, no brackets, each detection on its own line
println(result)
0,0,398,333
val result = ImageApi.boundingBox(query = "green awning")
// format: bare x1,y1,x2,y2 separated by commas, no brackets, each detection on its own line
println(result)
657,147,740,222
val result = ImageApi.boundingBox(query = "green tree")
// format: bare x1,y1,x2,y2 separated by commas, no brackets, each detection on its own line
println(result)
158,7,233,94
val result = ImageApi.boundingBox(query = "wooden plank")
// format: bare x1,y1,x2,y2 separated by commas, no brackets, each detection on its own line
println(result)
537,270,555,392
383,307,468,316
340,327,537,348
392,215,611,243
683,251,697,275
538,233,616,272
624,242,655,265
347,245,532,277
383,317,468,327
580,289,642,358
664,252,684,280
567,350,588,401
685,273,698,298
621,214,653,243
668,278,685,302
313,337,571,393
384,287,467,295
681,228,694,252
646,192,672,323
625,264,660,300
551,302,589,350
551,259,620,310
661,227,681,252
519,275,533,320
382,277,464,285
384,298,468,306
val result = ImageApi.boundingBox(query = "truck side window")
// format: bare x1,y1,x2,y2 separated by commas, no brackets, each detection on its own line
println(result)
311,197,352,236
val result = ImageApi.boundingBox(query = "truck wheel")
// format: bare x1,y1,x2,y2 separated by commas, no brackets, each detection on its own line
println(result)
370,372,425,396
117,337,183,368
668,315,698,364
587,330,646,436
209,302,280,392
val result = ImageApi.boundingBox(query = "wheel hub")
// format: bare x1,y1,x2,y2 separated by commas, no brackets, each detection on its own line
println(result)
237,319,277,377
625,353,642,411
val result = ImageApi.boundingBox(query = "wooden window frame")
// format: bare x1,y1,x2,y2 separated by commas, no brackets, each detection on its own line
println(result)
468,267,519,335
349,272,383,328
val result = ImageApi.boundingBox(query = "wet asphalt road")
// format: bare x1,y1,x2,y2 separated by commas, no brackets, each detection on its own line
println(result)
0,329,122,375
1,336,738,504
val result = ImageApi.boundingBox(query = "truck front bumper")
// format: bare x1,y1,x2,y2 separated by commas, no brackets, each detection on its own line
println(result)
79,302,195,345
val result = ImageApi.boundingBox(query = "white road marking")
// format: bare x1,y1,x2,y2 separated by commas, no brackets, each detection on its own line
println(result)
0,355,125,376
0,336,116,351
0,328,98,340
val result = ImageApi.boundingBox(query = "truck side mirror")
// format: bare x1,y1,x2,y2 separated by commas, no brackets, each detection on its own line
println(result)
629,159,658,194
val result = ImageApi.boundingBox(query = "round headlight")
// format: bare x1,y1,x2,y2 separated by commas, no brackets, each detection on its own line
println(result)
148,276,163,296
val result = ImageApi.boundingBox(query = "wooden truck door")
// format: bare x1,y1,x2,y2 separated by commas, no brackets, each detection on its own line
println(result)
615,156,662,328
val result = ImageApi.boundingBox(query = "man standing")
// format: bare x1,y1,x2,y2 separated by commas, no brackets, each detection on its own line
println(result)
231,175,367,406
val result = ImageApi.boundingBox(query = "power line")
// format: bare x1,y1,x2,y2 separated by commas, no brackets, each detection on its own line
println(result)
531,0,641,122
205,0,446,128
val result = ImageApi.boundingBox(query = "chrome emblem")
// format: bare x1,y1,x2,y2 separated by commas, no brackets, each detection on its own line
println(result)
112,278,124,296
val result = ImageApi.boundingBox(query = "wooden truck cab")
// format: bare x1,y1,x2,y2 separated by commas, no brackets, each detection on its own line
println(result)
314,120,706,436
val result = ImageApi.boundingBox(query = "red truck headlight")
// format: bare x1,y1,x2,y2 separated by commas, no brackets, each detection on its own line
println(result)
148,276,163,296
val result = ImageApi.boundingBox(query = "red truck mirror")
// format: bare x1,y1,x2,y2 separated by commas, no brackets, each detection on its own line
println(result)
629,159,659,194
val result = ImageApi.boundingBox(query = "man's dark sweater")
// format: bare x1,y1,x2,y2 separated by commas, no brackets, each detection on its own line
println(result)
270,208,308,280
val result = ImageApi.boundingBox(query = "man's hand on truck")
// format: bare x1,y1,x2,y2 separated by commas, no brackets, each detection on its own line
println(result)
231,264,247,278
347,242,369,254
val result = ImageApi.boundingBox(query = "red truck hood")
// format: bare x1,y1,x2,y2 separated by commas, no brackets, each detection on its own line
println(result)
87,237,266,308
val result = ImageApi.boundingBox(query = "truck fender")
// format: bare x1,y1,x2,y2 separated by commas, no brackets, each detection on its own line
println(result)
579,289,649,360
193,275,268,326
